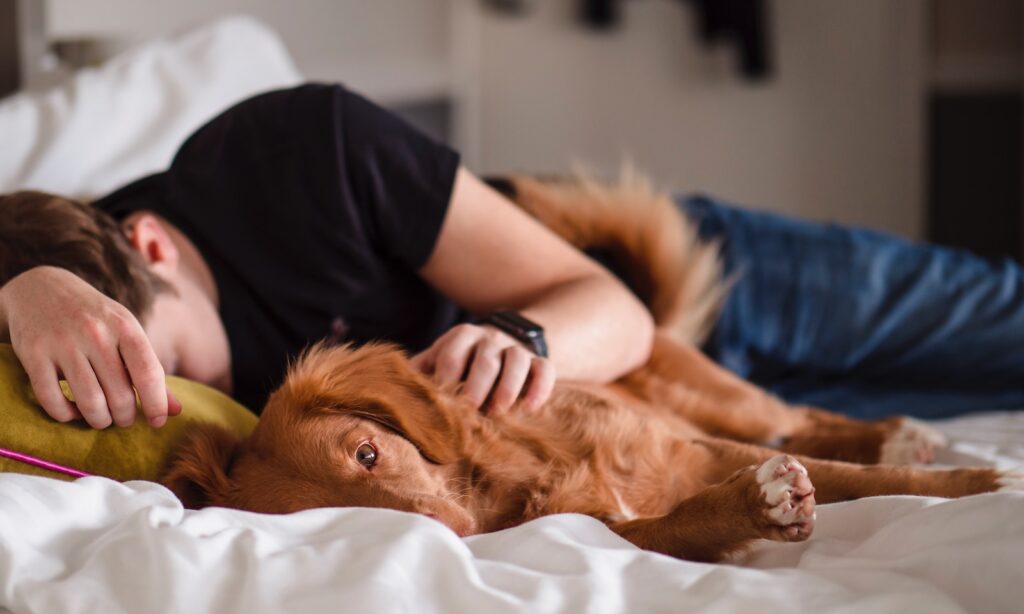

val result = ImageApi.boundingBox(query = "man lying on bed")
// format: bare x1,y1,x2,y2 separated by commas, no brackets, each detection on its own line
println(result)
0,83,1021,432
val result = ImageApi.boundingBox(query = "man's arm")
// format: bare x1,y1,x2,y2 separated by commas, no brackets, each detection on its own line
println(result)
414,167,655,413
0,266,176,428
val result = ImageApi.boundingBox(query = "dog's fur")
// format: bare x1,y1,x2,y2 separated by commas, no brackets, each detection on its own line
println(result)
162,175,1019,563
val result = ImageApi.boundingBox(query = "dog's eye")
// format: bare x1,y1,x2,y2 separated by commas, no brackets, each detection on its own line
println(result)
355,442,378,469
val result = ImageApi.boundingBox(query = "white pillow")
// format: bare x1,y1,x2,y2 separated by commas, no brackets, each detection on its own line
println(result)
0,15,302,200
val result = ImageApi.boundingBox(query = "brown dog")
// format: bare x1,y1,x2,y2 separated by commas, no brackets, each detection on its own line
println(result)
162,175,1020,563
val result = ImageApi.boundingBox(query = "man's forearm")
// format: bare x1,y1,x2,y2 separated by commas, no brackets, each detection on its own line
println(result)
521,272,654,383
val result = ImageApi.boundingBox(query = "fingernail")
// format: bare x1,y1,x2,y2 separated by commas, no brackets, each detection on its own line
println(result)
149,415,167,428
167,392,182,415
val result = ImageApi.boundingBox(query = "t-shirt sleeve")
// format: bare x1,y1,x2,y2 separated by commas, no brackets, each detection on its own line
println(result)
335,86,461,270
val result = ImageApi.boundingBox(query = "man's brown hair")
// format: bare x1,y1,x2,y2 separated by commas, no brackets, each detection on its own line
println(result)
0,191,172,318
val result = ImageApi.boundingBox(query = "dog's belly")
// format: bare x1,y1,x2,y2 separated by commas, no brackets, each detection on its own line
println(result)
496,385,713,522
530,383,705,438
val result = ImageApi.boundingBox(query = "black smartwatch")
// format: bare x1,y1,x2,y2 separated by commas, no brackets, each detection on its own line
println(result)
480,310,549,358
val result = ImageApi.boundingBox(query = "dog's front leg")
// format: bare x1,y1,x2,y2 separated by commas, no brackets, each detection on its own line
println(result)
693,438,1020,503
609,455,816,563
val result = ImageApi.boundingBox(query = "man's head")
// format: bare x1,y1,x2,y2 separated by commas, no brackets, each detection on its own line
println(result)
0,191,230,392
0,191,171,318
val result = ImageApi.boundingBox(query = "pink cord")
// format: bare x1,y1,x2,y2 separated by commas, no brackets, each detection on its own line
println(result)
0,446,93,478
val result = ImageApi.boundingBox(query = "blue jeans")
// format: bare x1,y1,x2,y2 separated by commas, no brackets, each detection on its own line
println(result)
679,195,1024,420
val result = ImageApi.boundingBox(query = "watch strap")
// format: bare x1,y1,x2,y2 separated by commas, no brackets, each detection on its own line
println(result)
480,310,548,358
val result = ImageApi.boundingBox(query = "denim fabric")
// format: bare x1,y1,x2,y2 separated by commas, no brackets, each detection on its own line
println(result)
679,195,1024,419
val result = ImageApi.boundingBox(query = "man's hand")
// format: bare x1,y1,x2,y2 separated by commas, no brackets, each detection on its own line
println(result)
410,323,555,415
0,266,180,429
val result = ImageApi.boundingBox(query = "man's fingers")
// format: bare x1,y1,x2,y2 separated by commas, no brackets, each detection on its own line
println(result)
419,325,556,414
118,331,168,427
462,343,503,409
432,325,480,386
23,359,79,423
167,390,182,417
89,348,138,428
522,357,556,412
409,349,434,374
486,347,532,415
60,355,112,429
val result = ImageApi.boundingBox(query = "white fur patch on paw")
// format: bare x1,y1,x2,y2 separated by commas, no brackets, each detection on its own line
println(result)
997,471,1024,492
756,455,816,535
880,417,950,465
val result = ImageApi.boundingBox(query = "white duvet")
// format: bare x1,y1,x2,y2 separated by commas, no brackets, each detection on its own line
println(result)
1,412,1022,614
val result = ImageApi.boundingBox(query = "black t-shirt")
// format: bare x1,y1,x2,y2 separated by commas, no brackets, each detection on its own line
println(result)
95,84,464,411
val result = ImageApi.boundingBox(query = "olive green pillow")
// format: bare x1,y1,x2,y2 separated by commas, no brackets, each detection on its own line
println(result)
0,343,257,482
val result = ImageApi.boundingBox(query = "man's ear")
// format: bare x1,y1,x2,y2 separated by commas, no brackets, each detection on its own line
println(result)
161,423,240,509
123,213,179,273
278,343,466,465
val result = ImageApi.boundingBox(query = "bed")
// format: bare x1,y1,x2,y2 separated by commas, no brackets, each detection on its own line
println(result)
1,16,1022,614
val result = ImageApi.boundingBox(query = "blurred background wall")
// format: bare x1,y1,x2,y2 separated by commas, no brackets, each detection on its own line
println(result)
466,0,925,238
4,0,1022,251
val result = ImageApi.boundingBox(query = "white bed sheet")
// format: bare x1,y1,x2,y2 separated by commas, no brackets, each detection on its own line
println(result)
1,412,1022,614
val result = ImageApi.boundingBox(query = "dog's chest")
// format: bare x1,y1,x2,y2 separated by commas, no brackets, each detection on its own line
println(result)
607,487,640,522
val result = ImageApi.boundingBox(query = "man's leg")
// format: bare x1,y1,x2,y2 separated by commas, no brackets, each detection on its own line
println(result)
680,195,1024,419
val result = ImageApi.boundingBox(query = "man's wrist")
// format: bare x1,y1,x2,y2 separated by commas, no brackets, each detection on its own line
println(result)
479,310,548,358
0,266,45,344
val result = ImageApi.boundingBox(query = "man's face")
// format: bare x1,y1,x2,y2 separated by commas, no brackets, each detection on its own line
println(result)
141,276,231,395
123,212,232,395
142,290,182,378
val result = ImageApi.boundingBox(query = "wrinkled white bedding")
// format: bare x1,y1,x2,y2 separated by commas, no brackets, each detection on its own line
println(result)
1,412,1021,614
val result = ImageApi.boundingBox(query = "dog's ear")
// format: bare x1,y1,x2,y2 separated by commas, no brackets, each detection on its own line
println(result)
161,423,241,509
277,343,465,465
356,369,465,465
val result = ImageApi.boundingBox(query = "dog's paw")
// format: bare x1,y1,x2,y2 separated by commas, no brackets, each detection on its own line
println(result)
755,455,816,541
997,471,1024,493
879,417,949,465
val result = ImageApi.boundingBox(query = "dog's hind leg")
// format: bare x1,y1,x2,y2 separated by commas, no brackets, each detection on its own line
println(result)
775,416,949,465
618,335,947,465
616,336,828,442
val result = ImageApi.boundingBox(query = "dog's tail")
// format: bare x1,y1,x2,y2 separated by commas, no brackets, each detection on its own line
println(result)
486,169,728,346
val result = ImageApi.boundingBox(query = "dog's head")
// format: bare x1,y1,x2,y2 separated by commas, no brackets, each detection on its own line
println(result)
161,343,478,536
